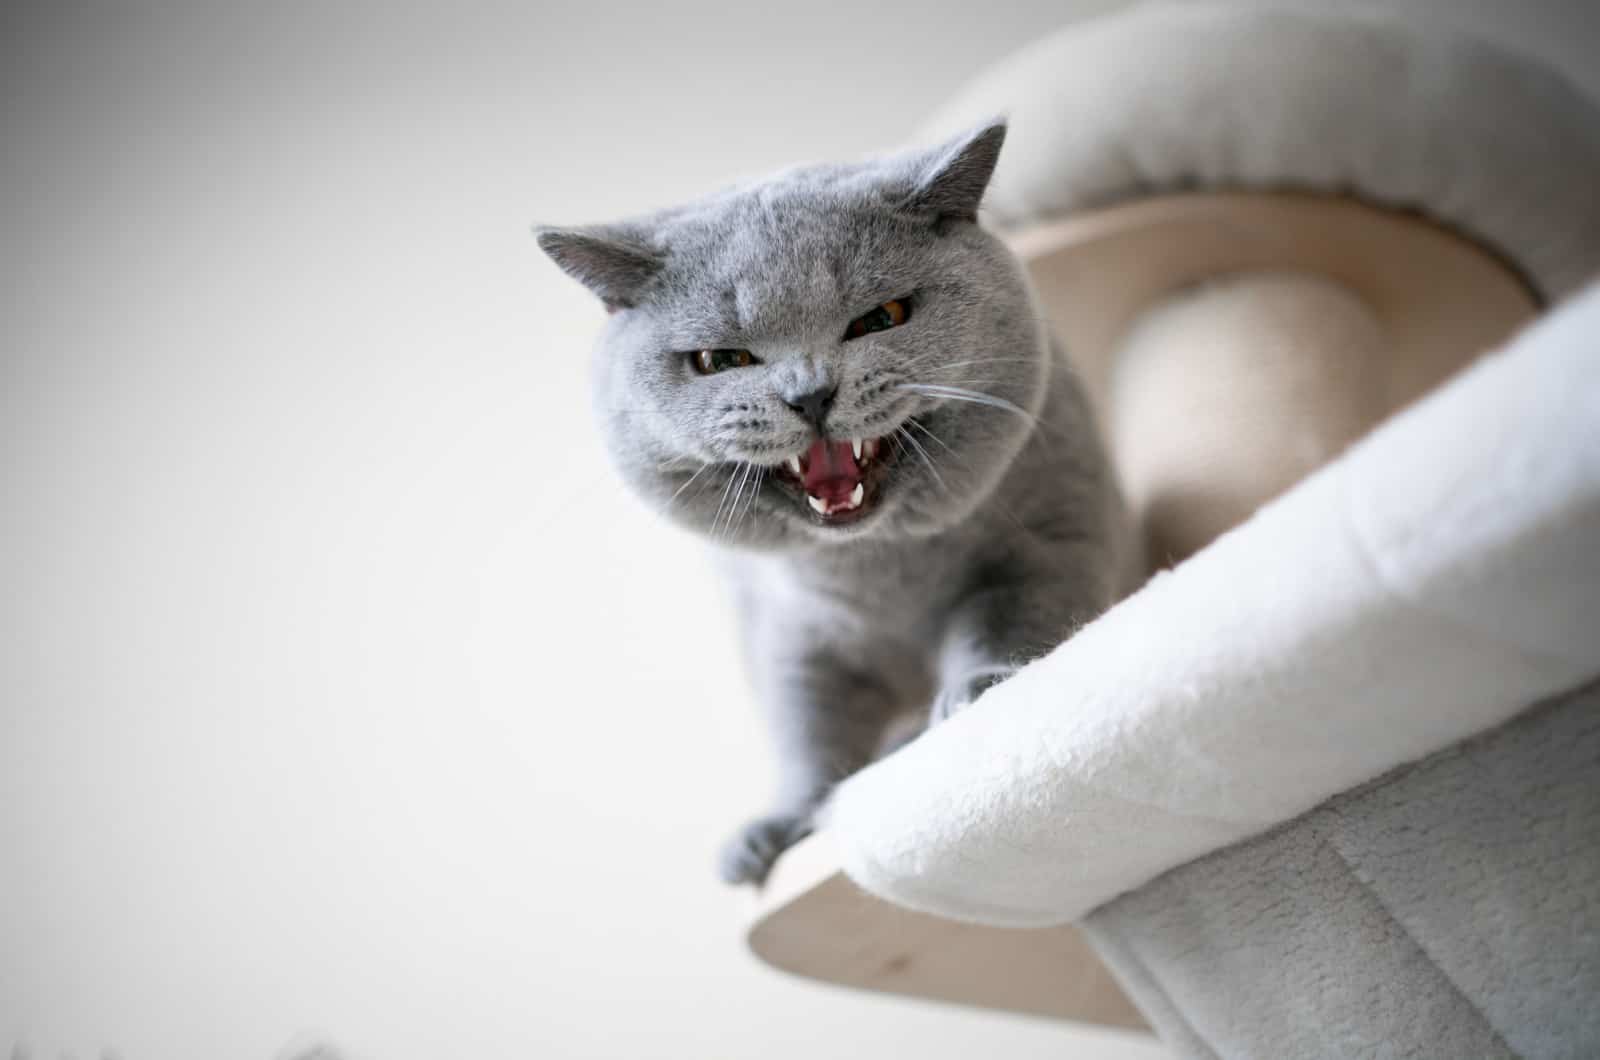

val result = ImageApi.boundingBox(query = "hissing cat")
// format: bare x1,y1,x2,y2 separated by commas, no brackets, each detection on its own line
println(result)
537,121,1126,885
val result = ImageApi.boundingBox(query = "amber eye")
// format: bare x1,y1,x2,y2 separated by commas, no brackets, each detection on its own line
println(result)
692,348,755,374
844,297,911,340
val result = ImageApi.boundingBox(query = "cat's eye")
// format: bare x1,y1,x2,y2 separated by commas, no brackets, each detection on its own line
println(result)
692,348,755,374
844,297,911,340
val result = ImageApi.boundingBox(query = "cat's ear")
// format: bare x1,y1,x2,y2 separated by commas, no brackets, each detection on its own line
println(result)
899,119,1007,224
534,223,662,310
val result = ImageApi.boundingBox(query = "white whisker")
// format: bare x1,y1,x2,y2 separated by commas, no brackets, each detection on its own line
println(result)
921,357,1039,371
669,463,716,506
720,463,755,540
718,465,745,539
903,417,958,458
709,466,740,534
734,467,765,538
894,424,949,494
893,383,1039,426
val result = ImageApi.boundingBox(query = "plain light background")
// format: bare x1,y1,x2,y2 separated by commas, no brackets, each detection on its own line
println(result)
3,2,1595,1058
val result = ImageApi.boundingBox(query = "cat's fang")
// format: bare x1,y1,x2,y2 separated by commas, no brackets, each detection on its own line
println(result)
851,439,863,461
849,483,864,507
786,456,802,475
807,495,828,515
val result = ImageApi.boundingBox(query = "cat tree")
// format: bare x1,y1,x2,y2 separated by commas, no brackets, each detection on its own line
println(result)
744,7,1600,1055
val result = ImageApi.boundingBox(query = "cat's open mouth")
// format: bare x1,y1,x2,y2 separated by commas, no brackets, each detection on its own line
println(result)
776,436,885,524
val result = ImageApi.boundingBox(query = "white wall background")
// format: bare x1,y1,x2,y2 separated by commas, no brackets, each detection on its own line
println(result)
3,2,1595,1058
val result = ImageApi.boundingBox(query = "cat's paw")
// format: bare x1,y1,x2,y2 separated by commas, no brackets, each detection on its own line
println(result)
928,688,971,726
718,811,814,886
929,670,1012,726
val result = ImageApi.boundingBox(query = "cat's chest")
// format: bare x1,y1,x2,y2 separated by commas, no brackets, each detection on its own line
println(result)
734,545,969,640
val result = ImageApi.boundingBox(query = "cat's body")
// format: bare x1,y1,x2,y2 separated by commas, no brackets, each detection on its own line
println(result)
538,122,1126,884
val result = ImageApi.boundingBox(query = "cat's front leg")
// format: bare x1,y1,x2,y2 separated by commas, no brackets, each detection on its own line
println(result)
718,649,902,886
930,580,1089,725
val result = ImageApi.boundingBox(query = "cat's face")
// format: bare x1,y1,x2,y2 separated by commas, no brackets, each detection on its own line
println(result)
538,122,1048,548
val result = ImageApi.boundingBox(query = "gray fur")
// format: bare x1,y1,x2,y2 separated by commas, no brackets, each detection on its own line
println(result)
537,121,1126,884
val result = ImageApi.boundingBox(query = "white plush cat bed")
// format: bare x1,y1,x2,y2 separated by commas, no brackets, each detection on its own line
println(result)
803,5,1600,1054
828,282,1600,925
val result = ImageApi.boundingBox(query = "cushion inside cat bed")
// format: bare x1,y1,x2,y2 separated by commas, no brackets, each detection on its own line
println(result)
744,1,1600,1032
1011,191,1534,568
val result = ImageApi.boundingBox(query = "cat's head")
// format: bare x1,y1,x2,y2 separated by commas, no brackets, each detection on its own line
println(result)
536,120,1048,548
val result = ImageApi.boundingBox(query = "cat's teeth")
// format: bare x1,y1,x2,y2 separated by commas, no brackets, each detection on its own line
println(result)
786,456,802,475
864,438,880,462
851,438,863,462
805,483,865,517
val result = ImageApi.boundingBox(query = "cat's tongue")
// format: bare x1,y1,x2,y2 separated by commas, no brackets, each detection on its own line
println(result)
802,438,860,502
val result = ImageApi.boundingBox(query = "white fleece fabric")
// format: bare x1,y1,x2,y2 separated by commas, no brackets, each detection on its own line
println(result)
926,4,1600,301
825,282,1600,928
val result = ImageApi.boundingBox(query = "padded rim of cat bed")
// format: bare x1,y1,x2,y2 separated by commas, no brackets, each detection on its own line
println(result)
925,3,1600,301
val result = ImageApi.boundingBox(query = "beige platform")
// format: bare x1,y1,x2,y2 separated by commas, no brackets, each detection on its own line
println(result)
748,833,1149,1029
743,193,1537,1030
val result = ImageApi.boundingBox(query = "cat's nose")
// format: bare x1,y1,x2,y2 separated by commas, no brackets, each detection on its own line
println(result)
783,385,837,430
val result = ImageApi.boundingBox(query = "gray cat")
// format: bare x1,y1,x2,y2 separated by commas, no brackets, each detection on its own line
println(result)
537,121,1127,885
